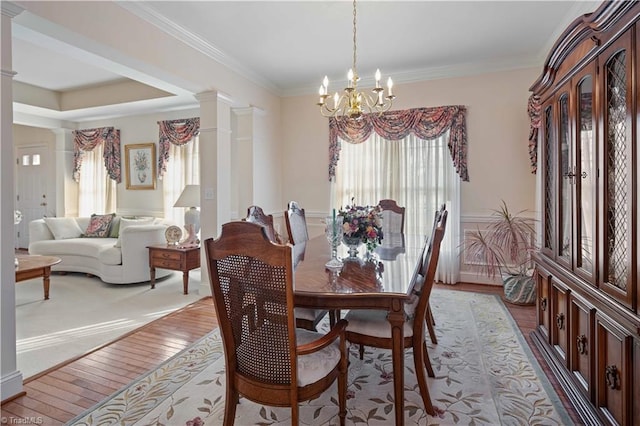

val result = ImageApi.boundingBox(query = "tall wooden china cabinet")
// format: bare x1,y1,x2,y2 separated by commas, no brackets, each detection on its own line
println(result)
530,2,640,425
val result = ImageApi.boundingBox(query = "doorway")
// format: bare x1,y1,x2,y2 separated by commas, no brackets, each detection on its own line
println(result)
16,145,51,249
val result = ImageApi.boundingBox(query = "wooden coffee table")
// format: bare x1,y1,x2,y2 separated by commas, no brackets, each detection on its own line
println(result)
15,254,61,300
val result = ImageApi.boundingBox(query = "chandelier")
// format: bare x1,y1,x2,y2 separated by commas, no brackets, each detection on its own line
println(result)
317,0,395,119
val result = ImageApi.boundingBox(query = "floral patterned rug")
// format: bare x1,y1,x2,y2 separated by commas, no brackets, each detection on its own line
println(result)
68,290,572,425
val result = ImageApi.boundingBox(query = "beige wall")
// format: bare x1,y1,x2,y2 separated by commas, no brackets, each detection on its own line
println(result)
281,67,539,219
281,67,540,273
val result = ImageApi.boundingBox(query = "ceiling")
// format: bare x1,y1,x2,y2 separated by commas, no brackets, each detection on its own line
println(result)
10,1,601,124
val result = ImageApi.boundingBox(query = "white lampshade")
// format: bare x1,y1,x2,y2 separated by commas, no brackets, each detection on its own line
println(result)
174,185,200,244
173,184,200,208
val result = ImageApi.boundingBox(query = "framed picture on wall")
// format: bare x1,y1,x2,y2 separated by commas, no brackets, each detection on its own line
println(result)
125,143,156,190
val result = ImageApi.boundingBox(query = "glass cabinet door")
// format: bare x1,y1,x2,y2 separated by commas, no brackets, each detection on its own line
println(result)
600,34,633,308
575,69,596,282
541,102,555,258
557,90,572,267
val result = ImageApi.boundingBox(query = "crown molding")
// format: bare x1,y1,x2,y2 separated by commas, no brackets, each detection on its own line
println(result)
1,2,23,18
118,1,280,96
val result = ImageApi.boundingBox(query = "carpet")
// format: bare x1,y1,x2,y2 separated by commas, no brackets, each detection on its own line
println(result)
15,270,204,379
68,290,572,425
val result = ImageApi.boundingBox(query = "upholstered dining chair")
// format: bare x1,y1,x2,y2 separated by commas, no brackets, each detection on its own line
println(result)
378,199,406,233
244,205,283,244
343,209,448,416
284,201,309,245
205,221,348,426
284,201,335,331
424,203,446,345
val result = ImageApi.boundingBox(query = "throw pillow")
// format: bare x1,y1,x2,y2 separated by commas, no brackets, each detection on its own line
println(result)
43,217,83,240
109,216,121,238
114,217,155,248
84,213,116,238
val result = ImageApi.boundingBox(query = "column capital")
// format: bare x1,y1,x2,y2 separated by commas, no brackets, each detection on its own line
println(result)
195,90,233,105
1,2,23,18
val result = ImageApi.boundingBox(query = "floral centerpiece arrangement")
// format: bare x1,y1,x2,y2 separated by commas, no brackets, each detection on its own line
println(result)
339,203,384,254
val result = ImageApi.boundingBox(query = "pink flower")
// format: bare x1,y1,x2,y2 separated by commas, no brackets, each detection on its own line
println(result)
186,417,203,426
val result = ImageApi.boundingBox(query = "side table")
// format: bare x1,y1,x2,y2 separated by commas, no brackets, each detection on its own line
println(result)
147,244,200,294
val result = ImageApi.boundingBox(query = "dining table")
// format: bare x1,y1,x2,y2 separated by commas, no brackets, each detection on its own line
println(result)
293,232,425,426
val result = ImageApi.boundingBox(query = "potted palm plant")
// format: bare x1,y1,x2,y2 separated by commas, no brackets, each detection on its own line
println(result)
463,200,537,305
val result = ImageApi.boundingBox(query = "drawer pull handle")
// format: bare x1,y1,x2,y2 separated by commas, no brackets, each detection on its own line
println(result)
556,313,565,330
540,297,547,311
605,365,619,390
576,335,587,355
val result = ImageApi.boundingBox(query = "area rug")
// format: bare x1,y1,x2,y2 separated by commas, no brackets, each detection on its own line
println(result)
16,270,204,379
68,290,572,425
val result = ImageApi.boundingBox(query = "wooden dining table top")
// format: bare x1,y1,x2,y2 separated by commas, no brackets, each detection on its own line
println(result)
293,232,425,302
292,232,426,426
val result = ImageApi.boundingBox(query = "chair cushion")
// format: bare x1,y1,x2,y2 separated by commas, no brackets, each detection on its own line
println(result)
404,273,425,319
296,328,342,386
294,308,325,322
345,309,414,339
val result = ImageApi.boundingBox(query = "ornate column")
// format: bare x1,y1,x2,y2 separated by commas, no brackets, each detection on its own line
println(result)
196,90,232,295
1,1,24,401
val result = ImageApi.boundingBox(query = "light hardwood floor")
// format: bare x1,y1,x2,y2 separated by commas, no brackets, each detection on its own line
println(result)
1,283,579,425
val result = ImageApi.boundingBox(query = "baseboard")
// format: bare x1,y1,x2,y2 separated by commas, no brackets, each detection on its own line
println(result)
0,370,24,402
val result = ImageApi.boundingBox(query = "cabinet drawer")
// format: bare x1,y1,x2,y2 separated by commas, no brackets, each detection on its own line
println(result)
595,313,631,426
154,259,182,270
152,251,182,261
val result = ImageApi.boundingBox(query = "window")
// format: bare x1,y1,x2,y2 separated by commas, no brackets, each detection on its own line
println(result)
78,143,116,216
334,132,460,283
162,136,200,226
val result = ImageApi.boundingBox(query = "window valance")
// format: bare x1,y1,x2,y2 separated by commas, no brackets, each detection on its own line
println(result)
328,106,468,181
72,127,121,183
158,117,200,178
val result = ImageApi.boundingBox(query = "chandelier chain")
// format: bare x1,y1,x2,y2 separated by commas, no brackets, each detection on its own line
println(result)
352,0,357,77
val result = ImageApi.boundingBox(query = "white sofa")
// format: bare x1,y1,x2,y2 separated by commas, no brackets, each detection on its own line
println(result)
28,216,173,284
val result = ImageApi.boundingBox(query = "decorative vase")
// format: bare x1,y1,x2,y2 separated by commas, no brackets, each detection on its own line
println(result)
343,235,363,257
137,170,147,183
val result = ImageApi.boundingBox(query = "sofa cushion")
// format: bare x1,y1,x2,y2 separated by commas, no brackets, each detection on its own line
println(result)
115,217,155,248
84,213,116,238
31,238,120,263
44,217,83,240
97,244,123,265
109,216,121,238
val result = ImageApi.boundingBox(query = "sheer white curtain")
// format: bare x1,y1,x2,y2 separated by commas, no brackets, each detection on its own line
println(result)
335,132,460,284
162,136,200,226
78,143,116,216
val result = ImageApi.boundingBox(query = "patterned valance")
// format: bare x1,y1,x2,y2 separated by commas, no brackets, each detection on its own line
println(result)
329,106,468,181
72,127,121,183
528,94,541,174
157,117,200,178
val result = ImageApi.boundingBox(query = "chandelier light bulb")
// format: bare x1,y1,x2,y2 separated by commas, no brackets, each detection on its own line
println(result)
375,69,381,88
323,75,329,90
387,77,394,96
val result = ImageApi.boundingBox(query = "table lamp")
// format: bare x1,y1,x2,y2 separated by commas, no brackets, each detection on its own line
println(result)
174,184,200,245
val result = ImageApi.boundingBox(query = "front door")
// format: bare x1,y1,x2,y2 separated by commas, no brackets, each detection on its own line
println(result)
16,145,50,249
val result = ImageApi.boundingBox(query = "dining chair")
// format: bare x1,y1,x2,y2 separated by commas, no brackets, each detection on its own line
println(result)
344,209,448,416
378,199,406,233
284,201,309,245
424,203,446,345
244,205,284,244
205,221,348,426
284,201,335,330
